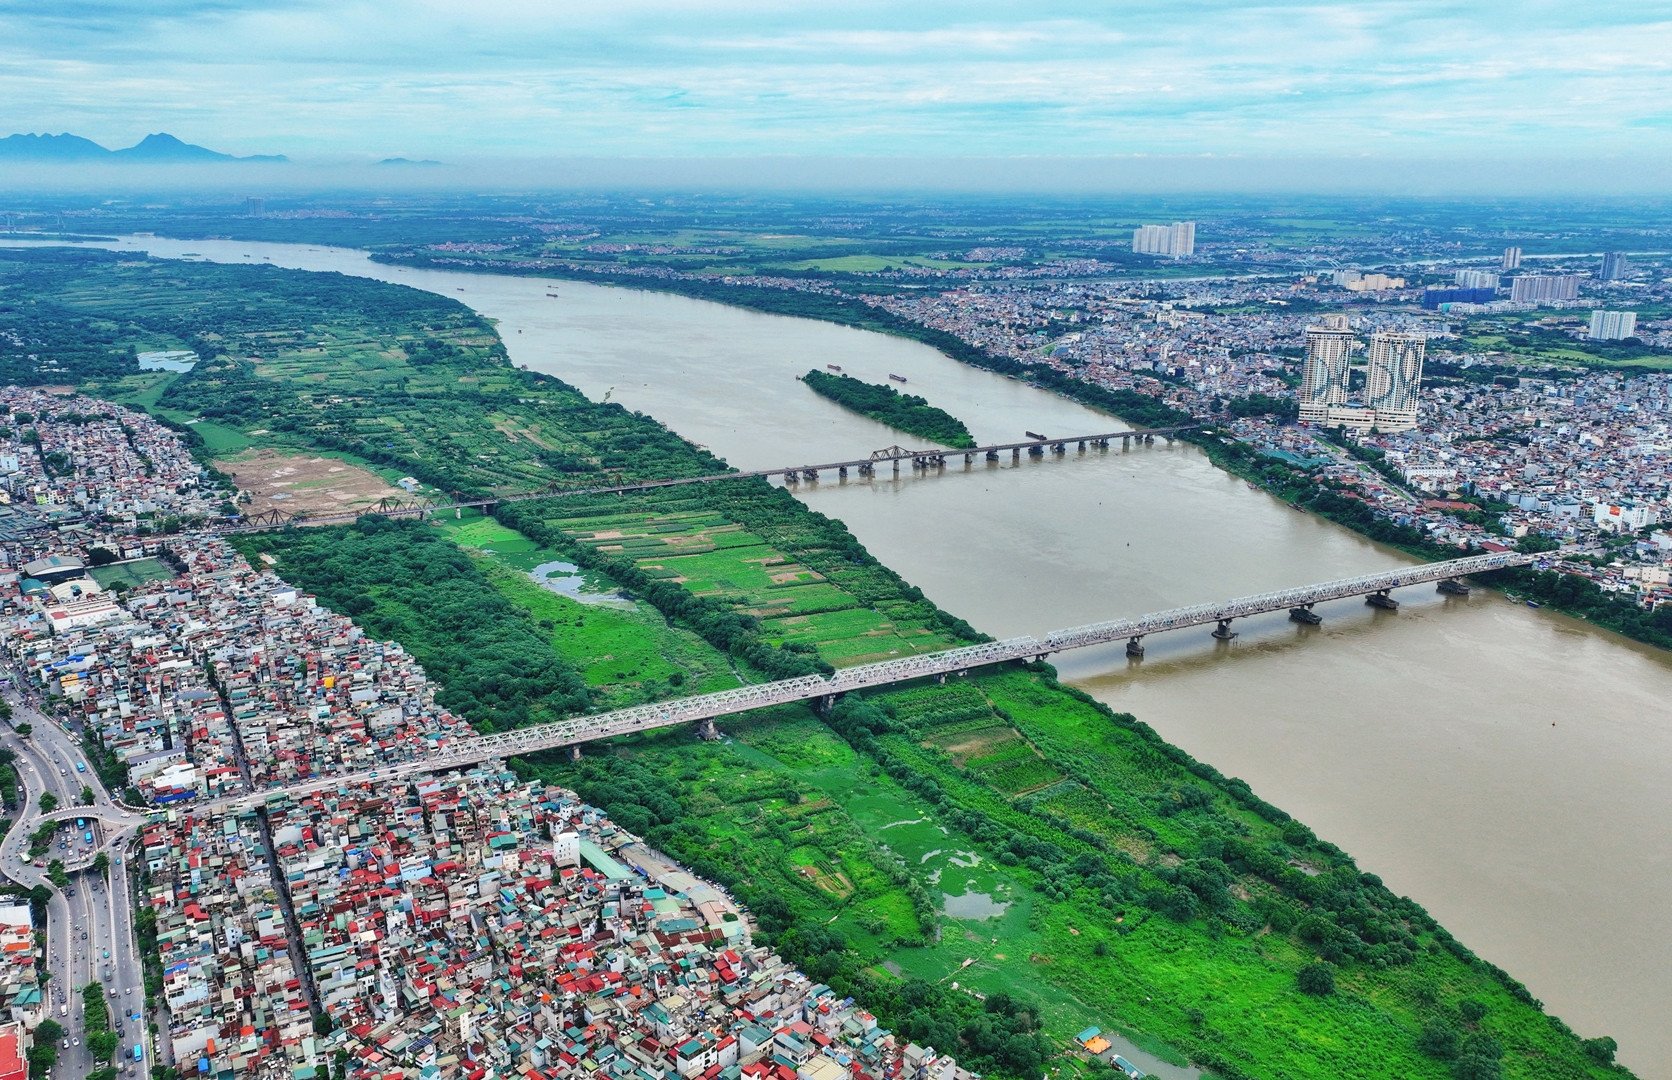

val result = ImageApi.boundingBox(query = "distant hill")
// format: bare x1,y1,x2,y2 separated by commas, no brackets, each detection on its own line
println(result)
377,157,445,167
0,131,287,164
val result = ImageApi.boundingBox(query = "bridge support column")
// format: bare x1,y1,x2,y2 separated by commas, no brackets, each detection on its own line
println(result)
1077,440,1086,451
1121,435,1132,447
1365,590,1400,610
1051,442,1065,454
964,452,973,465
838,466,848,479
696,717,721,741
568,745,583,762
985,449,999,461
893,459,900,476
1126,636,1144,658
1212,619,1238,641
1012,448,1020,462
1144,434,1154,443
935,673,947,685
1289,605,1323,625
1437,578,1470,595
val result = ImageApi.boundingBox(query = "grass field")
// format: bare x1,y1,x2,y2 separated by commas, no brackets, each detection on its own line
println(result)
432,511,743,703
87,557,175,589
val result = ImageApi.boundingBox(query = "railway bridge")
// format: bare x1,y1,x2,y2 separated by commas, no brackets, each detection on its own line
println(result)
171,550,1532,817
221,424,1197,533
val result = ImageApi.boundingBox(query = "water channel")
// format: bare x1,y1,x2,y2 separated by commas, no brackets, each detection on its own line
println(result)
37,236,1672,1076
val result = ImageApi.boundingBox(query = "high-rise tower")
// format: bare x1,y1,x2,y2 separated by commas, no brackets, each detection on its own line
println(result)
1298,315,1354,422
1365,331,1425,430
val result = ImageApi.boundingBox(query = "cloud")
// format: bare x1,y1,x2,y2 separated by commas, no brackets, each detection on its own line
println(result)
0,0,1667,172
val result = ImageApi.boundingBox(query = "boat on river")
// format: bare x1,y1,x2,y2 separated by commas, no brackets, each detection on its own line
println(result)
826,364,843,372
888,373,908,383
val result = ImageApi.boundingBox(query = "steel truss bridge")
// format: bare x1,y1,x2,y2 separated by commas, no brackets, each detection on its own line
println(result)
156,550,1529,818
220,424,1198,533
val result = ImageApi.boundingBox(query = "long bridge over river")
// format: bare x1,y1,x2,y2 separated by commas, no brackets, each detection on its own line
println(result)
223,424,1198,533
133,550,1529,819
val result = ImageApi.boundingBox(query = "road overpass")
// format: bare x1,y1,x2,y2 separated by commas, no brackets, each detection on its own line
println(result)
173,550,1532,817
221,424,1198,532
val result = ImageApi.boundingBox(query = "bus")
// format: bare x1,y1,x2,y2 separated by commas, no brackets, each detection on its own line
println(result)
134,1043,144,1062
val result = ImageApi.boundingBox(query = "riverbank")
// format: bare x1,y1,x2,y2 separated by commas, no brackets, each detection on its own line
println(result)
387,254,1670,656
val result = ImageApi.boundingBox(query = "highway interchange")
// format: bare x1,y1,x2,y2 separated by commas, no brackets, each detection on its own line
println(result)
0,682,147,1078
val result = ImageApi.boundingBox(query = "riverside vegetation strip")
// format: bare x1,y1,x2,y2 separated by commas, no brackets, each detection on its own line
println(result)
799,369,976,448
3,245,1632,1079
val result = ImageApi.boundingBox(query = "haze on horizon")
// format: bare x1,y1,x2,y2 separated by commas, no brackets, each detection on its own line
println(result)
3,0,1670,194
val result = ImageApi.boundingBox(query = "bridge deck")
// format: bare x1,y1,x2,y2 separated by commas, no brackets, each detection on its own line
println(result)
194,551,1532,815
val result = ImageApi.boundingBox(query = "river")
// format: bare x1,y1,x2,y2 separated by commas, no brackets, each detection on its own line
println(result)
28,236,1672,1076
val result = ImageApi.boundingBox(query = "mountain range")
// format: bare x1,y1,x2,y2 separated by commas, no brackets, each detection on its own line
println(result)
0,132,287,164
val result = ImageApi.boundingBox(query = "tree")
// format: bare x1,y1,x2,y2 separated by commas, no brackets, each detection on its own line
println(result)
1417,1020,1461,1061
35,1019,62,1044
93,851,110,877
36,791,56,814
1580,1036,1618,1066
80,784,95,805
88,1029,118,1062
47,860,68,889
1458,998,1488,1024
25,1040,56,1079
14,723,31,736
1296,961,1336,996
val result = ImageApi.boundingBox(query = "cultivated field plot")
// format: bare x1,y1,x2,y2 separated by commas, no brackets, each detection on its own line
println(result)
549,506,948,665
222,448,409,517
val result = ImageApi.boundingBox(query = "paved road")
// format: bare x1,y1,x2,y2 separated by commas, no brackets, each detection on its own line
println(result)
0,686,148,1077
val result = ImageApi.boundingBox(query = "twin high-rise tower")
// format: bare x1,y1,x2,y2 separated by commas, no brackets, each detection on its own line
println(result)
1298,315,1425,432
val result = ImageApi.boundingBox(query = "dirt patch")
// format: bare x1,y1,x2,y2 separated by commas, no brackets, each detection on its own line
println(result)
928,725,1025,765
224,449,409,518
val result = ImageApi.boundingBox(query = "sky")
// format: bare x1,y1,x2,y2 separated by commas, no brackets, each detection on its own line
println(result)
3,0,1670,189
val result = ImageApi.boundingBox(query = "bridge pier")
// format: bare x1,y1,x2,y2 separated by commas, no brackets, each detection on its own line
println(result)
1365,590,1400,610
859,462,874,476
1437,578,1470,596
1212,619,1238,640
1012,447,1020,462
1143,434,1154,443
1028,445,1045,457
696,717,721,741
812,693,845,717
1289,604,1323,625
1077,440,1086,451
986,449,999,461
1126,636,1144,658
1121,434,1132,447
964,452,973,465
935,672,947,685
568,745,582,762
838,466,848,479
893,459,900,476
